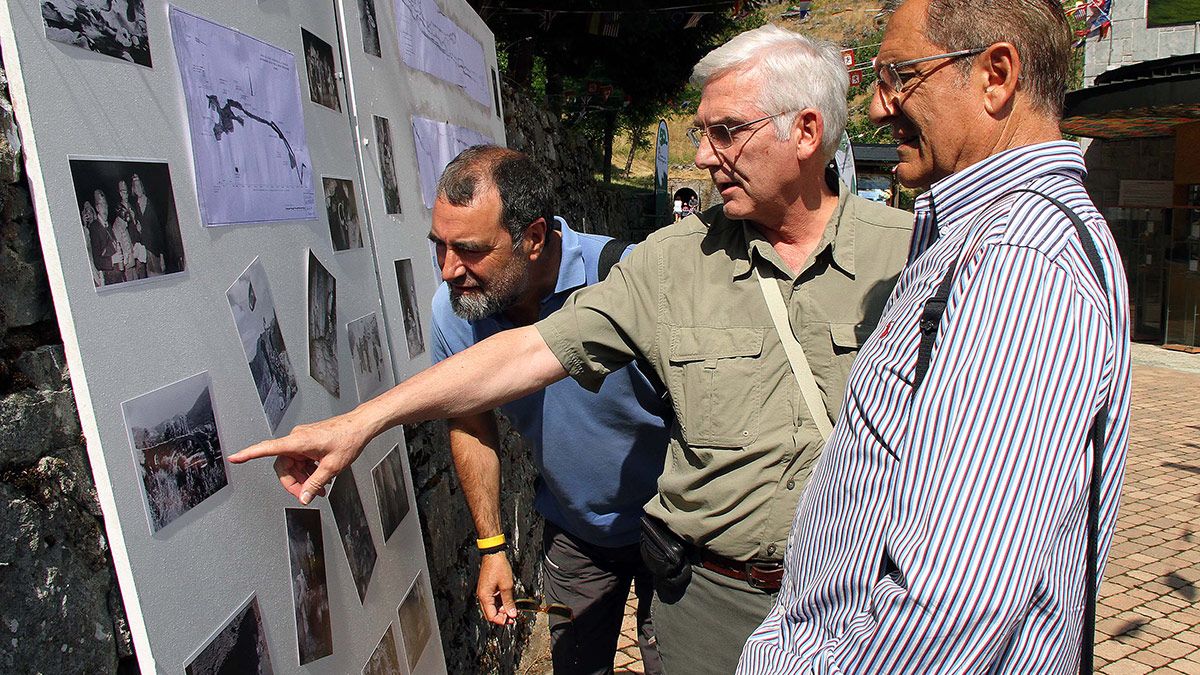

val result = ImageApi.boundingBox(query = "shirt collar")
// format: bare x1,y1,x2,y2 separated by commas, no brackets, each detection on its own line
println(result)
730,180,857,279
551,216,586,297
914,140,1087,240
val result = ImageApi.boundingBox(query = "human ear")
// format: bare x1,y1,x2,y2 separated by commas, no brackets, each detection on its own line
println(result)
793,109,826,162
525,217,548,259
980,42,1019,115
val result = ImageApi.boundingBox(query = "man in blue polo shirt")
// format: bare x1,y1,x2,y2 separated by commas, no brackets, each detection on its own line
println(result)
428,145,669,674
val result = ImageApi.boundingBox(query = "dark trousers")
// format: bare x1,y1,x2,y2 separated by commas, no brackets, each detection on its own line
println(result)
650,564,777,675
542,521,663,675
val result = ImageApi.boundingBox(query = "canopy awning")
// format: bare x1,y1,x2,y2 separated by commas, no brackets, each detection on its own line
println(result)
1061,54,1200,139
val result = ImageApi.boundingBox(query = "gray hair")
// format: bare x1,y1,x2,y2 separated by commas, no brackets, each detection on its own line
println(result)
690,24,849,161
881,0,1072,117
436,145,554,247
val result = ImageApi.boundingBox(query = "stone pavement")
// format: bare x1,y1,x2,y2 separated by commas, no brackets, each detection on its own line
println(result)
614,356,1200,674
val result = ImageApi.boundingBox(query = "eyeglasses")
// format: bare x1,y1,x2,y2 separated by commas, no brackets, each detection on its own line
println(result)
687,112,787,149
513,598,574,620
874,47,988,95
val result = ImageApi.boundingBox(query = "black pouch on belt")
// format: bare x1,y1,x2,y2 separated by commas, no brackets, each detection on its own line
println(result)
640,515,692,595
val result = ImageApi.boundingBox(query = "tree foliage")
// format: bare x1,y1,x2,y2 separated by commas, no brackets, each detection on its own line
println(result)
471,0,765,181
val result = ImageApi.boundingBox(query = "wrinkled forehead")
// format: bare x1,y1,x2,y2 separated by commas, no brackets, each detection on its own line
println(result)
877,0,936,61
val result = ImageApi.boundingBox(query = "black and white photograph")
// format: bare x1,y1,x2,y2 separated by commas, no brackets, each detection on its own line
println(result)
302,28,340,112
359,0,382,57
397,573,434,673
323,177,364,251
227,259,298,432
371,444,411,542
373,115,403,214
69,158,186,290
347,312,389,403
307,251,339,398
185,595,274,675
362,625,402,675
42,0,152,67
394,259,426,359
329,468,378,604
285,507,334,665
122,372,227,533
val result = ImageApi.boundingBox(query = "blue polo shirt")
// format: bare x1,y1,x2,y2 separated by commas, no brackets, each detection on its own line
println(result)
430,219,670,548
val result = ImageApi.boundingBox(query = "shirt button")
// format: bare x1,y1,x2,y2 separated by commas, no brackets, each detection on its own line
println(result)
767,543,777,556
786,479,796,490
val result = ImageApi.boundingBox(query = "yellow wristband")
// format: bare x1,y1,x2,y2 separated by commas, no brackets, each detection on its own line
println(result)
476,534,506,549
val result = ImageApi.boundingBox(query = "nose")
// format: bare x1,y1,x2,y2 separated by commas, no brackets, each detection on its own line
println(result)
694,135,719,171
438,246,463,283
868,83,898,126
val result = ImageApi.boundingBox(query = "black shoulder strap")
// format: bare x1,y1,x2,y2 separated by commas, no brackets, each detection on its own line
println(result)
911,188,1109,675
598,238,631,282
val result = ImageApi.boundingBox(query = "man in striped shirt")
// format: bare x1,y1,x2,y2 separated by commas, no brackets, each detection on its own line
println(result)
740,0,1131,672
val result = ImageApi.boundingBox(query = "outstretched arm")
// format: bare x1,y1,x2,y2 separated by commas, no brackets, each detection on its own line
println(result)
229,325,567,503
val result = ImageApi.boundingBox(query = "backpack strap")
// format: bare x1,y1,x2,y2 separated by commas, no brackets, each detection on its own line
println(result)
598,238,631,282
910,187,1110,675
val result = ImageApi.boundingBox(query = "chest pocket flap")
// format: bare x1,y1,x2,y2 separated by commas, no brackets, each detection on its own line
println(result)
668,326,765,448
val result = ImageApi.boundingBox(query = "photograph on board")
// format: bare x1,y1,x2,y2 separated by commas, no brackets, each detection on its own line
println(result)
122,372,227,533
301,28,340,112
42,0,152,67
359,0,382,57
185,595,274,675
323,178,364,251
285,508,333,665
373,115,403,214
398,573,434,673
69,158,186,289
361,625,401,675
371,444,411,542
328,468,378,604
227,259,298,432
394,258,426,359
347,312,389,402
307,251,339,398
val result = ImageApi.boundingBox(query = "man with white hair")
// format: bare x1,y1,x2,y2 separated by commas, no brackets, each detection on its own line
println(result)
231,25,912,673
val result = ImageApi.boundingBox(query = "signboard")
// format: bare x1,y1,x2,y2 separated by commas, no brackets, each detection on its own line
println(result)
1119,180,1175,208
655,119,670,225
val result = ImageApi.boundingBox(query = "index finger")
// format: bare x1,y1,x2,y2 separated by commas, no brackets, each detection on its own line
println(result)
229,437,296,464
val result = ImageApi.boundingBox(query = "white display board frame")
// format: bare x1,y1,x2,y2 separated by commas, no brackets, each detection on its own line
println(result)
0,0,501,671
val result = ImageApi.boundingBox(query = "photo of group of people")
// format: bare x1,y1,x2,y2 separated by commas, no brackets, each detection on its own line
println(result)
70,158,186,290
42,0,152,68
302,28,341,112
347,312,390,403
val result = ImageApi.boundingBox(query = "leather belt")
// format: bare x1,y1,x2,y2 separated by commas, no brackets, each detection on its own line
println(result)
696,549,784,592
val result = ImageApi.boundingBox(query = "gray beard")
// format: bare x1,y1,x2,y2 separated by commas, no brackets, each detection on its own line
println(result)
449,258,530,321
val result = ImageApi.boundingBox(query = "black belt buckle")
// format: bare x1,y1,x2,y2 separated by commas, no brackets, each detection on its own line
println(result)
745,561,783,590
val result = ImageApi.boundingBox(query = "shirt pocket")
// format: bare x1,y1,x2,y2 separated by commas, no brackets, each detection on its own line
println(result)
829,321,873,354
668,326,765,448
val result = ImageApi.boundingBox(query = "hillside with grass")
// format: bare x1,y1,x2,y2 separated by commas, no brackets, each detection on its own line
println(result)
609,0,889,188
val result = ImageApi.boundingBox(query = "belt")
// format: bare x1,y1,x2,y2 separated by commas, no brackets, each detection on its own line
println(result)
696,549,784,592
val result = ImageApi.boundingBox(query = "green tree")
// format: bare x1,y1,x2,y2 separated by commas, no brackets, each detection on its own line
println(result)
473,1,764,182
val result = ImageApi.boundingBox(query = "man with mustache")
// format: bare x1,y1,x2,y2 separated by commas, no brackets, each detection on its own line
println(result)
739,0,1131,672
425,145,670,674
232,25,911,673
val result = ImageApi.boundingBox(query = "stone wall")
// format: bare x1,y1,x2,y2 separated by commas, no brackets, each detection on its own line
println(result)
0,63,136,673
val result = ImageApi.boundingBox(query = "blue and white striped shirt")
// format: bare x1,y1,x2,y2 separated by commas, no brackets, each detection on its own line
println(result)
739,141,1131,674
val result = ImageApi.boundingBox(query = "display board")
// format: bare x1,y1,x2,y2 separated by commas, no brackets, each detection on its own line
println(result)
1,0,502,672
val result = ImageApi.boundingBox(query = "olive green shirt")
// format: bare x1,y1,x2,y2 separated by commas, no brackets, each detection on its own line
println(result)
536,184,912,561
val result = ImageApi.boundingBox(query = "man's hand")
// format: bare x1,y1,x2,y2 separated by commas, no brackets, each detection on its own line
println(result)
228,409,374,504
477,552,518,626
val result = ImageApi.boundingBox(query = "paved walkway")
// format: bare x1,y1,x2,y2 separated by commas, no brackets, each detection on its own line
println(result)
614,357,1200,673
